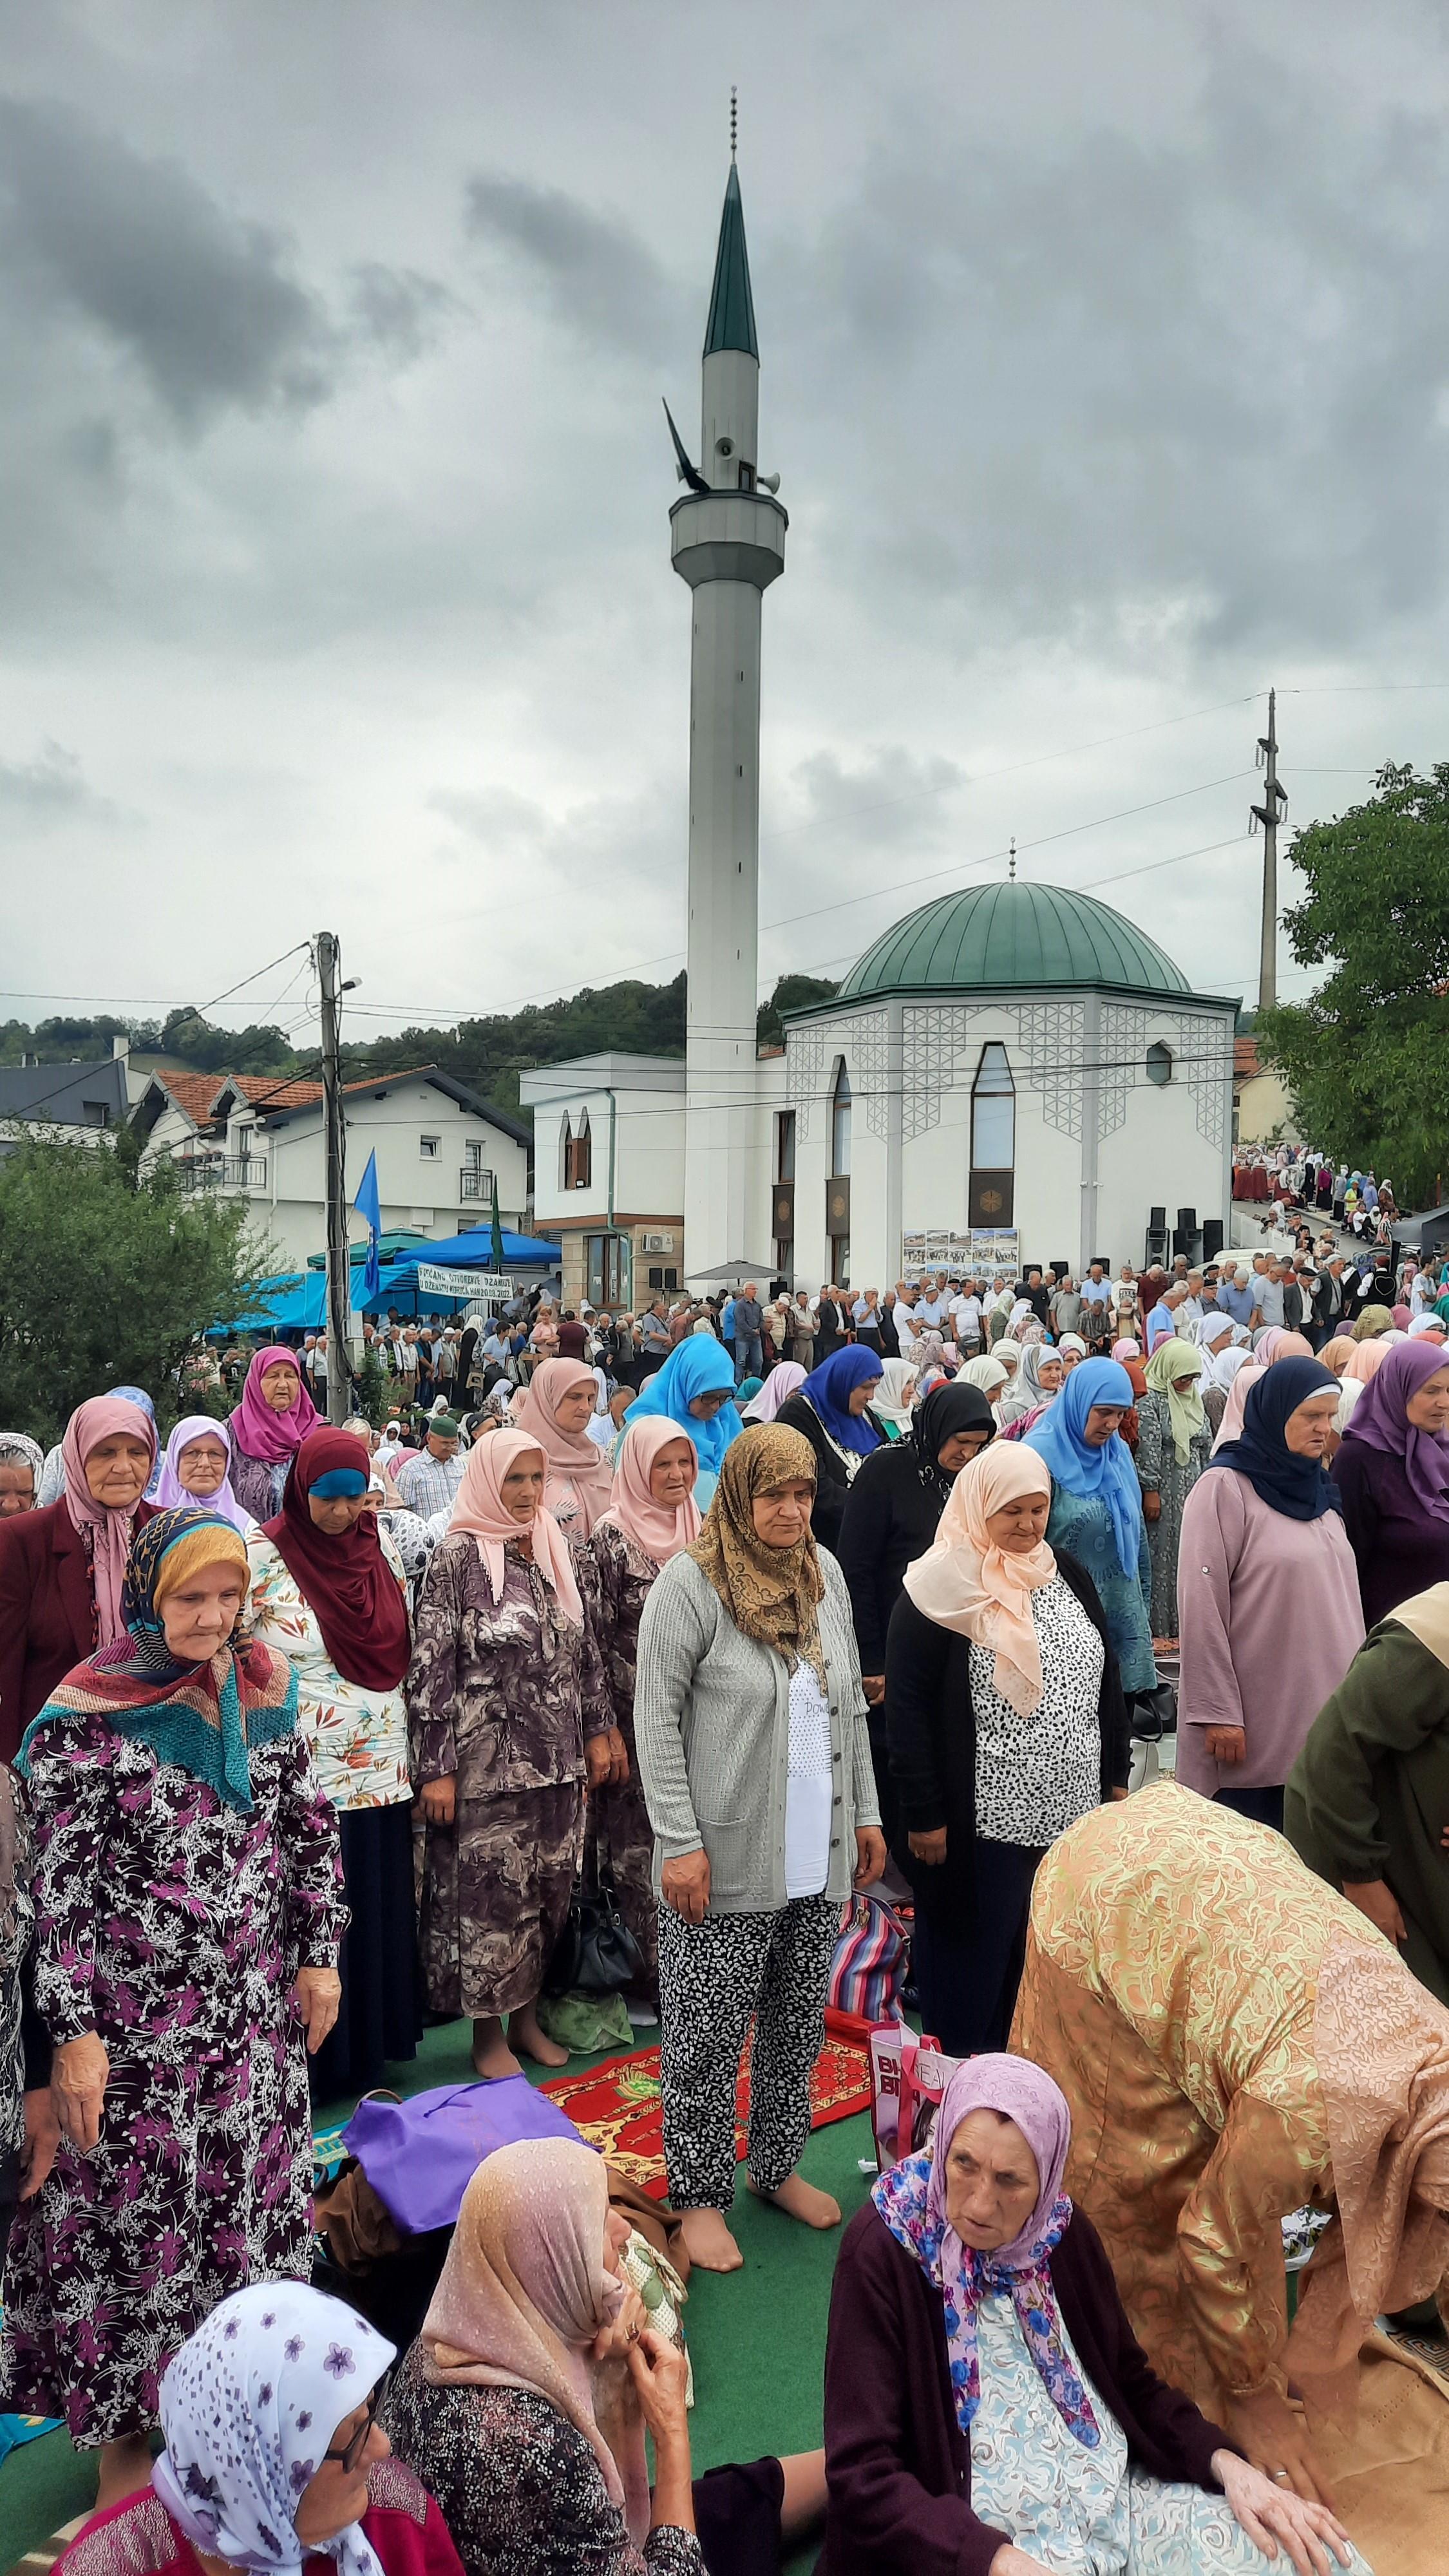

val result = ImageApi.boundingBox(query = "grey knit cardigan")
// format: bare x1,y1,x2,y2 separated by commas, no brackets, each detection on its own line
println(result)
633,1548,882,1915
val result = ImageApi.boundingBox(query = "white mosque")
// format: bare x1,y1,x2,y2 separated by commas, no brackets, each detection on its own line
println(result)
522,156,1236,1309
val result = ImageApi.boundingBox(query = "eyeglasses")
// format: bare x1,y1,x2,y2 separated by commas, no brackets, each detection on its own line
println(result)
324,2371,392,2472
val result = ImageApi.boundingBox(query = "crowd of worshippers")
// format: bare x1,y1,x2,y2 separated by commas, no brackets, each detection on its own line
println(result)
0,1231,1448,2574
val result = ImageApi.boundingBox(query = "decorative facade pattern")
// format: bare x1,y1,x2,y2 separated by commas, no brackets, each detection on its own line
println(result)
785,1016,827,1141
851,1012,891,1139
1097,1006,1232,1150
901,1002,1086,1143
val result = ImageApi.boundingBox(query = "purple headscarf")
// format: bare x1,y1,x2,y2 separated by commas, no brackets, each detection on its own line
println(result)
153,1416,254,1533
1341,1336,1449,1524
741,1363,806,1424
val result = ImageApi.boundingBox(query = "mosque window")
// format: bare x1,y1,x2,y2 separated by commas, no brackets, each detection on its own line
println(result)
971,1043,1015,1168
1146,1041,1174,1087
830,1063,851,1177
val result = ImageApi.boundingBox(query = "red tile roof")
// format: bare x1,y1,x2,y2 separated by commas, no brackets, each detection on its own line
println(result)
1234,1037,1262,1079
229,1074,325,1110
156,1072,226,1126
342,1066,437,1094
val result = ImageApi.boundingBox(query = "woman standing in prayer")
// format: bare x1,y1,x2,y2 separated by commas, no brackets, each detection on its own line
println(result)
740,1361,805,1423
868,1356,919,1442
1135,1339,1211,1639
0,1509,346,2501
0,1394,157,1761
226,1344,319,1524
994,1343,1065,1434
820,2052,1359,2576
0,1430,43,1518
579,1419,703,2008
960,1352,1010,1405
1177,1360,1365,1832
244,1427,420,2097
634,1426,884,2273
1194,1313,1238,1437
622,1336,741,1511
1330,1337,1449,1627
511,1356,615,1539
54,2282,463,2576
775,1347,884,1554
1011,1784,1449,2532
408,1428,607,2080
1023,1359,1157,1703
887,1447,1128,2055
1287,1581,1449,2008
152,1414,254,1532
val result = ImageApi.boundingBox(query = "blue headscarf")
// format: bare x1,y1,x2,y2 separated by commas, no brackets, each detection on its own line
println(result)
1205,1356,1343,1522
800,1346,885,1457
1023,1357,1142,1575
624,1336,741,1479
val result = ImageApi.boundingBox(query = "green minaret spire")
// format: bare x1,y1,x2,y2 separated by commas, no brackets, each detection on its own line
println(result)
703,162,758,360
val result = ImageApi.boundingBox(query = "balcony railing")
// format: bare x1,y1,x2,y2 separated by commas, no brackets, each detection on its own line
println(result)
459,1167,495,1200
225,1156,267,1188
175,1156,267,1192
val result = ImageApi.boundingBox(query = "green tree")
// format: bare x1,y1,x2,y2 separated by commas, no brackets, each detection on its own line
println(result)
1256,761,1449,1208
756,972,841,1048
0,1135,273,1446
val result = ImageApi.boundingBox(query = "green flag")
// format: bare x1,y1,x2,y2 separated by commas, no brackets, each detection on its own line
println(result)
489,1171,506,1273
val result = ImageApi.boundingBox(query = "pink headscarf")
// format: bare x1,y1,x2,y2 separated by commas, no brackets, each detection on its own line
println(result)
1210,1361,1265,1452
448,1427,582,1625
902,1446,1056,1714
1255,1327,1314,1367
61,1396,158,1647
600,1419,701,1566
229,1346,319,1465
1110,1338,1140,1363
927,2053,1074,2266
741,1362,806,1424
1342,1340,1390,1385
510,1359,614,1536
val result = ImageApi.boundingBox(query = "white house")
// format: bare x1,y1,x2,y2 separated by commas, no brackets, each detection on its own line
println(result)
520,1054,686,1307
0,1050,132,1156
133,1065,532,1273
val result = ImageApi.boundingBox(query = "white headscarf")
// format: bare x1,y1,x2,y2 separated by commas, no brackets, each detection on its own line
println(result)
871,1357,920,1434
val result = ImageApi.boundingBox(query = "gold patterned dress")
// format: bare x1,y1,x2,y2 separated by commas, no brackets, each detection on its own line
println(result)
1010,1781,1449,2421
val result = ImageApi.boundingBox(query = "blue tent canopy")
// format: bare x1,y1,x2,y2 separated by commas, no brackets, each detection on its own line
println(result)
389,1226,562,1271
213,1261,460,1336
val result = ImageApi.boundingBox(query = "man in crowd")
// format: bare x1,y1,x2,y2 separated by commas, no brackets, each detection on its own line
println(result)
1048,1273,1083,1343
555,1309,590,1360
638,1297,672,1379
1081,1260,1113,1349
397,1413,466,1517
1215,1264,1256,1329
732,1282,764,1383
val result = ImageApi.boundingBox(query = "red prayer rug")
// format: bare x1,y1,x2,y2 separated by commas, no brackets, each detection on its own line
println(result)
538,2011,873,2197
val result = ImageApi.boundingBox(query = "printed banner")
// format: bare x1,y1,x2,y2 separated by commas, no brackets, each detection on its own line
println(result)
901,1229,1019,1274
411,1265,515,1299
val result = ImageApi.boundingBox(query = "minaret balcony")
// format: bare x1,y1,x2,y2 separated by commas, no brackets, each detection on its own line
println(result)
670,488,787,591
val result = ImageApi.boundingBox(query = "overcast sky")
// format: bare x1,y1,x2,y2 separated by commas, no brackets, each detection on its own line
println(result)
5,0,1449,1051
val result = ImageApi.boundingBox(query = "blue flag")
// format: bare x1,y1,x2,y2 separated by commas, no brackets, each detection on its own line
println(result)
354,1148,382,1300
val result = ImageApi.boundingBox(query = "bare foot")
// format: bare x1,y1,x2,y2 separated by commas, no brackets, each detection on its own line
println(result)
95,2436,155,2510
471,2015,524,2081
678,2207,744,2271
749,2172,842,2230
508,2005,569,2069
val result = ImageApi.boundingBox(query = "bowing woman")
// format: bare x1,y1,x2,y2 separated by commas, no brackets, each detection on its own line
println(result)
1,1508,346,2503
775,1347,884,1555
1177,1360,1364,1833
820,2053,1361,2576
408,1429,609,2081
245,1428,420,2097
887,1446,1128,2056
225,1345,320,1524
510,1356,615,1539
579,1418,703,2008
1023,1358,1157,1704
0,1393,157,1762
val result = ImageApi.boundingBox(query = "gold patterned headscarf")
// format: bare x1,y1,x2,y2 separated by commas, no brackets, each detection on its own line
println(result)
686,1423,825,1676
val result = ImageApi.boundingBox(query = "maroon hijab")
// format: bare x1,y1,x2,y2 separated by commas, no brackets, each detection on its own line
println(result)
261,1428,410,1692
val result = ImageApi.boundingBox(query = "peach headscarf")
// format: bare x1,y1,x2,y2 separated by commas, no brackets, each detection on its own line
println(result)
902,1444,1056,1714
600,1419,701,1566
1255,1327,1314,1367
1319,1336,1358,1378
510,1359,614,1535
1210,1361,1265,1454
448,1427,582,1625
1341,1340,1390,1385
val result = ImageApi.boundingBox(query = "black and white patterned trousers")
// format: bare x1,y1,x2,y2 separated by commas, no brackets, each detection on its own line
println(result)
656,1891,841,2209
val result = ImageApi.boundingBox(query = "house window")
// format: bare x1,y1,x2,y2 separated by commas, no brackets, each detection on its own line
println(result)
81,1100,109,1130
419,1134,440,1159
830,1063,851,1177
564,1111,592,1190
586,1233,629,1307
1146,1041,1173,1087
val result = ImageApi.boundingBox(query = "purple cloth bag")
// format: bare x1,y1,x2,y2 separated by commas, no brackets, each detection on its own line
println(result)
342,2079,591,2235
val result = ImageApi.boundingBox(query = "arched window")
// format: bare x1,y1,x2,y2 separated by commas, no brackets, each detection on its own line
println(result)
830,1061,852,1177
971,1043,1015,1167
1146,1041,1173,1087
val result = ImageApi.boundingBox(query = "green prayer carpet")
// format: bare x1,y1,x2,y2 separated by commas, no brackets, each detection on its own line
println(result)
0,2015,871,2575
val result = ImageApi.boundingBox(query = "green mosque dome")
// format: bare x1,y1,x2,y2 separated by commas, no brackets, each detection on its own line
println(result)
837,880,1191,1001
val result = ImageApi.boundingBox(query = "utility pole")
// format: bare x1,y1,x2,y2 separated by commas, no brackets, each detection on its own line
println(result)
1251,689,1287,1012
316,931,351,1425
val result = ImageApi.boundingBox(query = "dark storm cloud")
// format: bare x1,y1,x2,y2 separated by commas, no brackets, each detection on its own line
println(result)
464,173,685,358
347,261,459,359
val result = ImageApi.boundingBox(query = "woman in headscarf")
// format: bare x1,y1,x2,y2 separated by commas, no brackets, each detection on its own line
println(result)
1194,1312,1238,1435
0,1429,43,1518
35,1383,160,1508
0,1393,158,1761
1287,1580,1449,2011
775,1347,884,1554
837,1384,996,1862
869,1356,919,1442
1023,1359,1157,1703
1177,1360,1365,1831
578,1420,703,2011
820,2050,1358,2576
1251,1325,1314,1367
0,1761,57,2273
1350,1303,1394,1343
959,1352,1010,1405
510,1356,616,1539
243,1428,419,2097
226,1345,320,1524
153,1414,255,1533
1056,1331,1088,1374
408,1428,605,2081
1135,1340,1211,1640
740,1359,805,1424
622,1336,741,1512
1,1508,346,2501
1329,1338,1449,1629
634,1426,884,2273
55,2280,461,2576
384,2139,825,2576
1012,1785,1448,2544
887,1448,1128,2056
994,1341,1064,1434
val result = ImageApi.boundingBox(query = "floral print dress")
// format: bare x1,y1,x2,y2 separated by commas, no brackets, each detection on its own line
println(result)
0,1707,346,2447
243,1531,411,1812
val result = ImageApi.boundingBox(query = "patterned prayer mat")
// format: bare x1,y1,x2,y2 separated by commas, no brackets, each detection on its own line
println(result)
538,2022,873,2197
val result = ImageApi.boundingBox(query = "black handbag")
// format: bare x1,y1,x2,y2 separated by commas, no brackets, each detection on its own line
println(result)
544,1857,645,1997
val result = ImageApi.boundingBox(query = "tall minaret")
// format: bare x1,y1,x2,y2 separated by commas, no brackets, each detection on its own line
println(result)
670,137,786,1282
